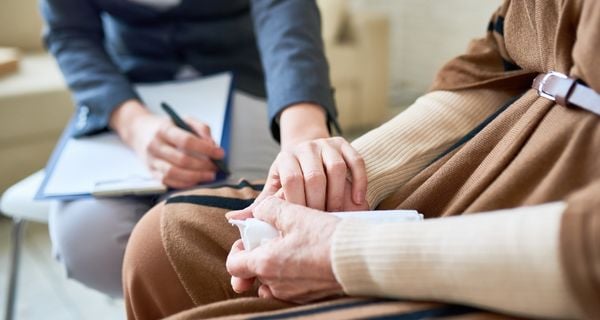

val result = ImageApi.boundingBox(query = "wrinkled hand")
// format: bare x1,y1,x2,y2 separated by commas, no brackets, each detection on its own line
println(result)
111,100,224,189
258,137,368,212
226,196,343,303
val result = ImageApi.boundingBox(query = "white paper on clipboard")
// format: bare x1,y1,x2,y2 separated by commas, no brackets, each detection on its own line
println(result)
37,72,232,200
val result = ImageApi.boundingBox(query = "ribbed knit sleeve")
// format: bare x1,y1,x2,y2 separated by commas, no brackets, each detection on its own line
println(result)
351,89,513,208
331,202,581,319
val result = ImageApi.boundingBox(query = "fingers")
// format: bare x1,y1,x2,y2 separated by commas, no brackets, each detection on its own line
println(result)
146,120,227,189
260,280,343,303
225,207,253,220
231,276,255,294
150,158,217,188
184,117,213,141
252,196,319,233
227,241,256,293
262,137,366,211
341,179,368,211
227,240,260,280
159,121,224,160
285,138,366,210
226,170,283,221
321,144,347,212
273,188,286,200
148,137,216,171
251,196,286,229
288,284,345,304
276,153,306,206
258,284,275,299
340,143,367,205
296,144,327,211
254,164,283,205
226,210,343,303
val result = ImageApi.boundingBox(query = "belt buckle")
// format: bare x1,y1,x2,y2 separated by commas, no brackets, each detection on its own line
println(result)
537,71,568,101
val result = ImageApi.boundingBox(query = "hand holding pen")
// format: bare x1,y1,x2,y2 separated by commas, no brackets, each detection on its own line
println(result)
110,99,226,189
161,102,230,175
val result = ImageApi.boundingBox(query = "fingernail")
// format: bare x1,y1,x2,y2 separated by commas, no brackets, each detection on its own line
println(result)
230,278,240,293
354,191,364,205
225,211,236,219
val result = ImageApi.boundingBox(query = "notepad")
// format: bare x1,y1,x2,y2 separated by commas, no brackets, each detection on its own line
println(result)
36,72,233,200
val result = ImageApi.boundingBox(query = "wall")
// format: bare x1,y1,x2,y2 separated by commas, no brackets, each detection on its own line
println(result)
350,0,502,108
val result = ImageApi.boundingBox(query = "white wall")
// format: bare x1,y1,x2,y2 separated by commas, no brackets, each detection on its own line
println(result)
350,0,502,107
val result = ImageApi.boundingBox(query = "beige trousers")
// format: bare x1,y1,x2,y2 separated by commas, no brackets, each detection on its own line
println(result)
122,183,522,320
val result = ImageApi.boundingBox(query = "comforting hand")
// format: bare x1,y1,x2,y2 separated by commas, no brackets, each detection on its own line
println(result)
256,103,368,212
110,99,225,189
259,137,369,211
226,196,344,303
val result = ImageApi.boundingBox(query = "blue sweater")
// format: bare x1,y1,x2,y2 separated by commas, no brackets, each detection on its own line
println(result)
40,0,337,140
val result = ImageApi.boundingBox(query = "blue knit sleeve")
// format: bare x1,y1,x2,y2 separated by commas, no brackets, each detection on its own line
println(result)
250,0,339,141
40,0,139,137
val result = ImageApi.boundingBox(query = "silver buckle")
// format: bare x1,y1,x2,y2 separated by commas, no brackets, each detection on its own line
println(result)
537,71,568,101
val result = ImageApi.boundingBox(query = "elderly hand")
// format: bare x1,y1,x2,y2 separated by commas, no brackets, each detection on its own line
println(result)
226,196,344,303
110,99,225,189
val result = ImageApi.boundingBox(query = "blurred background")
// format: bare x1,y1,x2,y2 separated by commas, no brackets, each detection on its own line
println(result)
0,0,500,319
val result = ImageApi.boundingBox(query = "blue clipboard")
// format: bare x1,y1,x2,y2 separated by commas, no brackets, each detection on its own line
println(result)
36,72,234,200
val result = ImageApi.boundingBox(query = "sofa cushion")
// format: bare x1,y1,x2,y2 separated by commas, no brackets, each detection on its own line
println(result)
0,54,72,143
0,47,20,77
0,0,44,51
0,53,72,192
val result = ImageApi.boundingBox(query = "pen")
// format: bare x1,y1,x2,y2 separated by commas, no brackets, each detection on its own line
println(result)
161,102,230,175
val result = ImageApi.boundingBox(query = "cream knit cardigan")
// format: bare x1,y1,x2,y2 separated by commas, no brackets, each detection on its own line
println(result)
332,90,581,319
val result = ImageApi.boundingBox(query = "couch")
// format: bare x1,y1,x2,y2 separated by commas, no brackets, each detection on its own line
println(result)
0,0,389,193
0,0,72,193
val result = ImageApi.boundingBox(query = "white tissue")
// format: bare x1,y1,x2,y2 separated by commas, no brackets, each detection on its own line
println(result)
229,219,280,250
229,210,423,251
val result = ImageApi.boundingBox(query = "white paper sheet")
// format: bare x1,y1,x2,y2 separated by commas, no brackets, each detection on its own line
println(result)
137,73,232,146
40,73,232,198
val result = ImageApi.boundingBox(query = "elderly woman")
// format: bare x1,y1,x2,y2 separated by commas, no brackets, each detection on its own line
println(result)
123,0,600,319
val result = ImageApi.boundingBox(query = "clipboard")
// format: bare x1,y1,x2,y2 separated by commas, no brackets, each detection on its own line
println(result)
36,72,234,200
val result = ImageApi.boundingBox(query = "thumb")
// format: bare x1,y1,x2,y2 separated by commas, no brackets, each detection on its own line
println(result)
254,168,281,204
252,196,297,233
226,176,278,221
225,206,253,220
